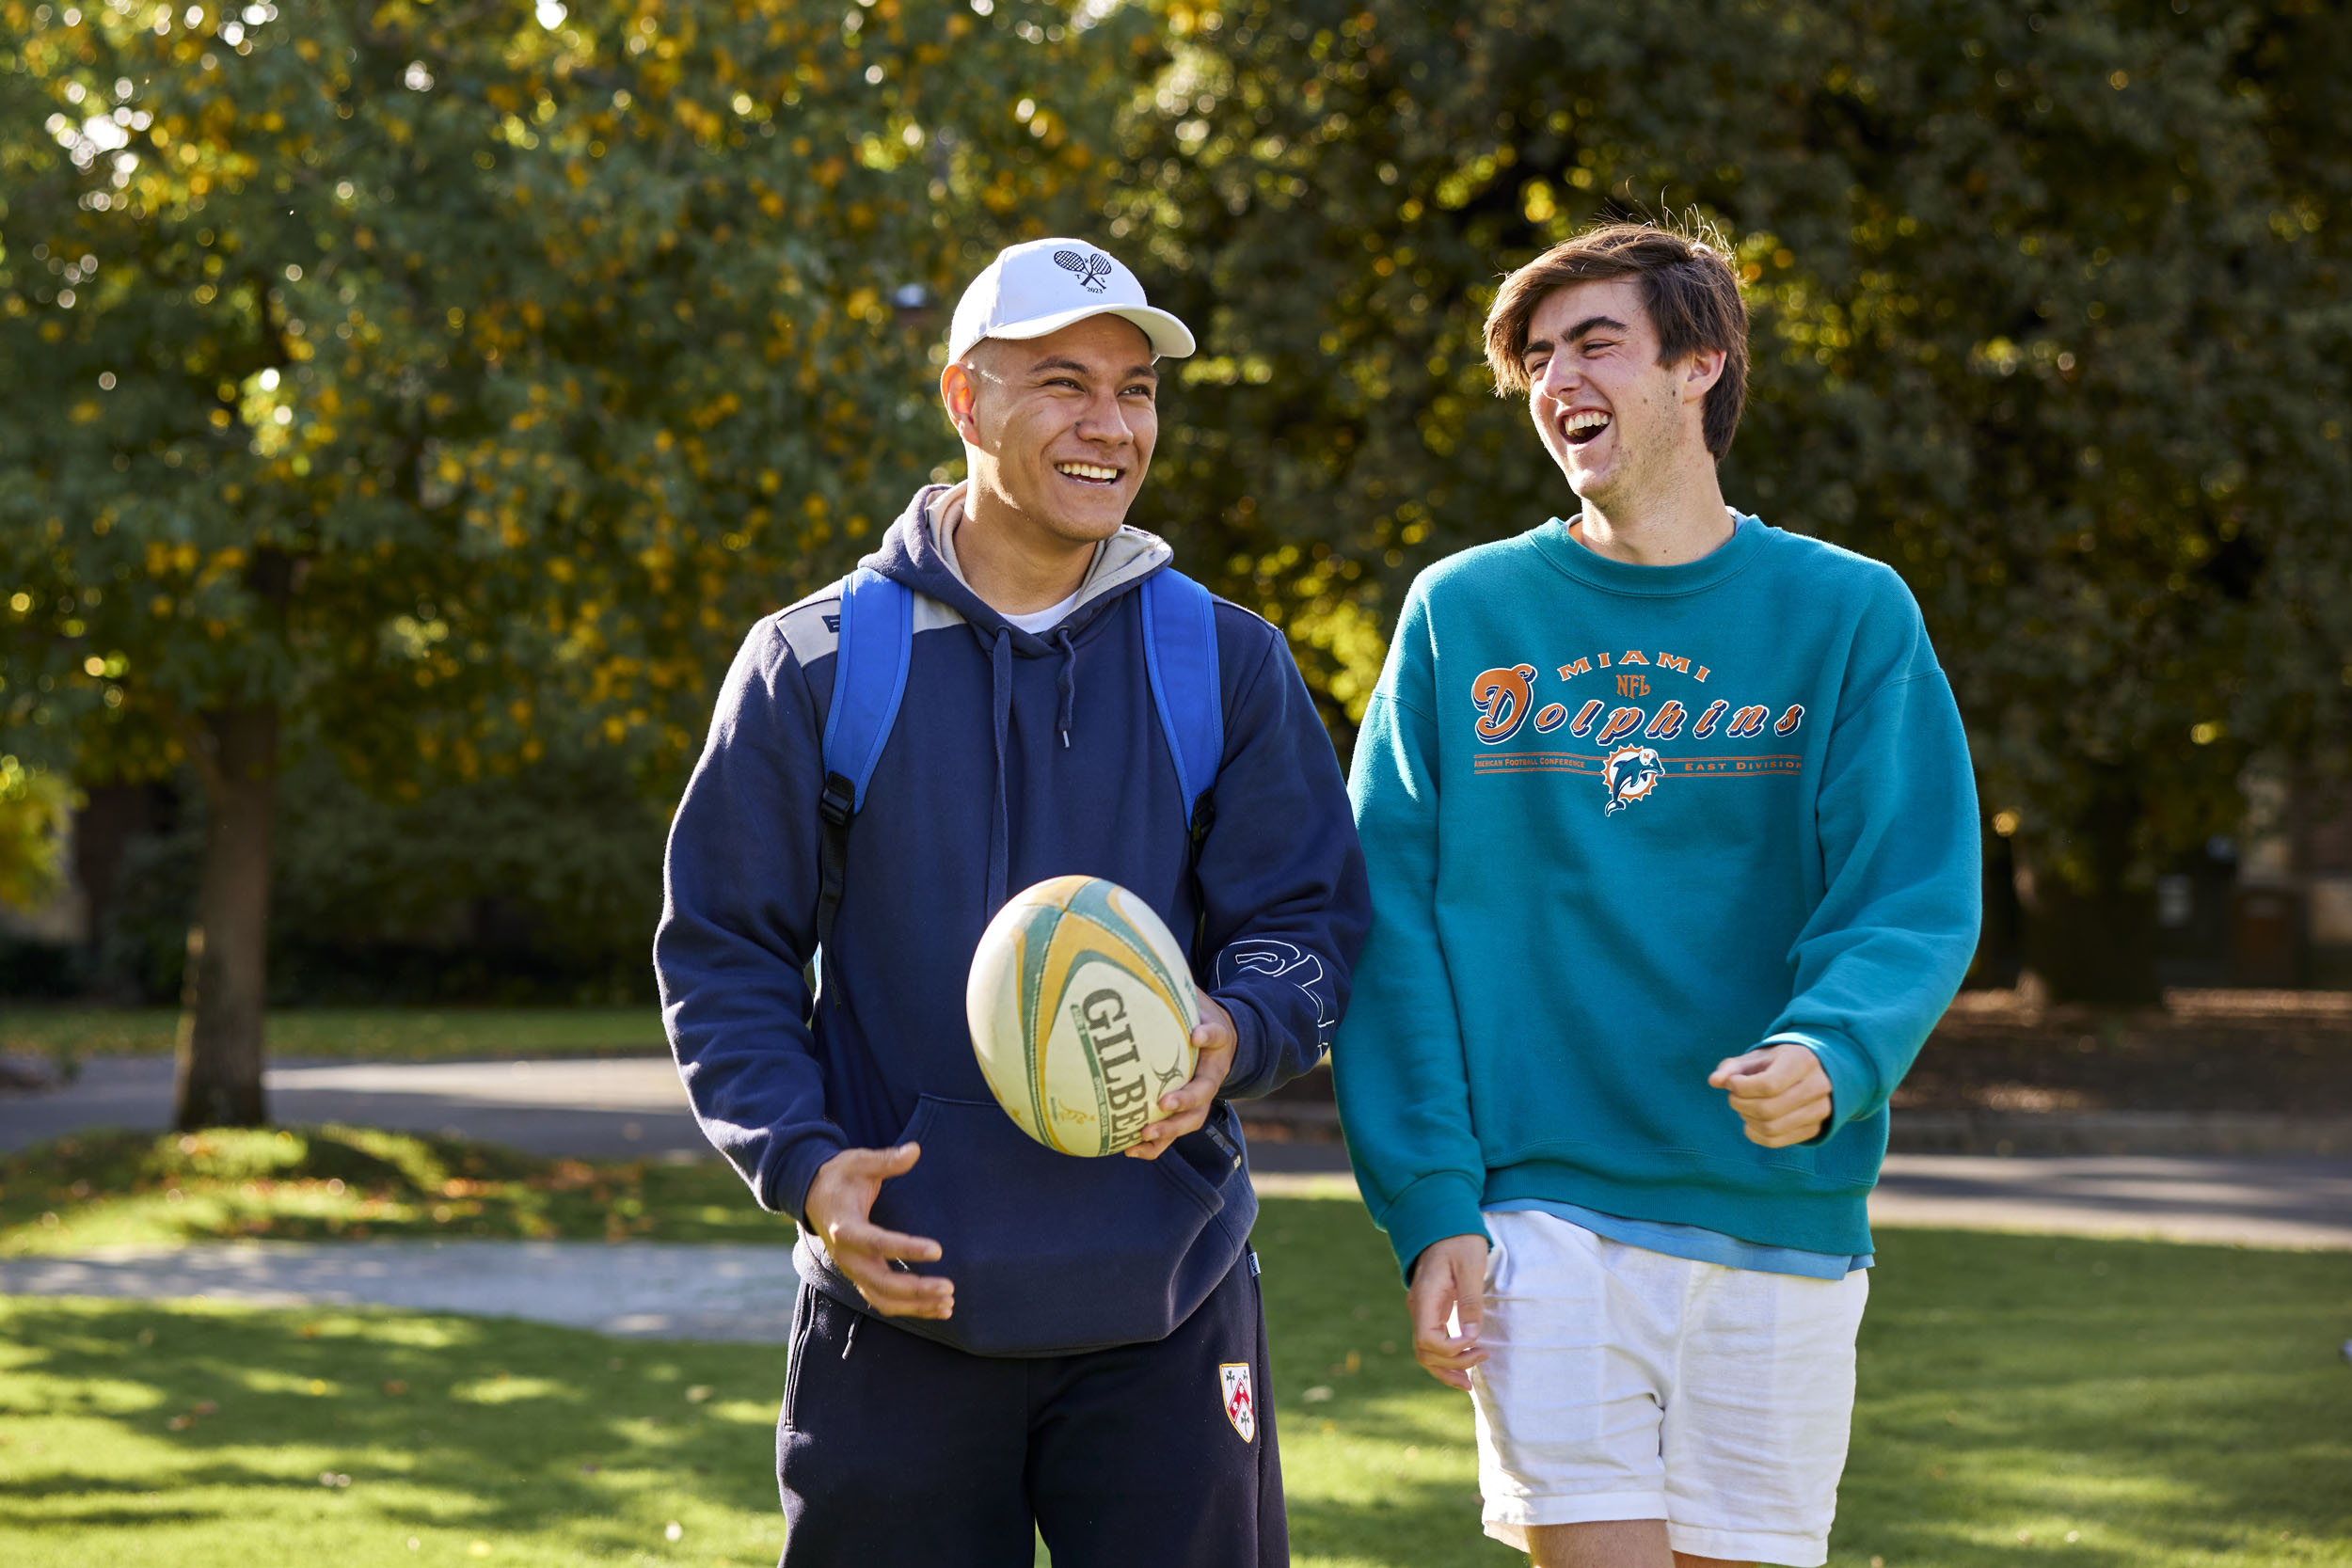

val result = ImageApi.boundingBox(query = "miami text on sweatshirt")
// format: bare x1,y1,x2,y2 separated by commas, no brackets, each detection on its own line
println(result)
1335,514,1981,1276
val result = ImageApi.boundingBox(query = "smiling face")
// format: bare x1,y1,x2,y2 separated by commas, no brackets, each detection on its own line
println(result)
945,313,1160,548
1520,277,1723,510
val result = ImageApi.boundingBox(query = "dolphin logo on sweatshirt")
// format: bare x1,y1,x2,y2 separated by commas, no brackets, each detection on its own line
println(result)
1603,744,1665,815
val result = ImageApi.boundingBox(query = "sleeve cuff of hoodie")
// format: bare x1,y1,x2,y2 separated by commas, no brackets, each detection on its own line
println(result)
1767,1028,1879,1145
766,1132,850,1227
1210,987,1277,1099
1376,1170,1492,1284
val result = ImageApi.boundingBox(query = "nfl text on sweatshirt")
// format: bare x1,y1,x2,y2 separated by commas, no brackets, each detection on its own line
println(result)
1334,514,1980,1278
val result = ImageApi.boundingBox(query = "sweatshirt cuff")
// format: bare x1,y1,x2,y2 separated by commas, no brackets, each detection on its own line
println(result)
1375,1170,1491,1284
1210,987,1276,1099
1767,1028,1878,1144
765,1130,850,1227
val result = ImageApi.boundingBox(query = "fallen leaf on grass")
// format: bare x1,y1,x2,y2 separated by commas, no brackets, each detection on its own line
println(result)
382,1380,408,1396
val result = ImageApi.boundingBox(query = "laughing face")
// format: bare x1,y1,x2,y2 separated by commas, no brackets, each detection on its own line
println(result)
947,313,1159,547
1519,277,1720,511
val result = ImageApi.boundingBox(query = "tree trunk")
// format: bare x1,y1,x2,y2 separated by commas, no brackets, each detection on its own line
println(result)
2021,877,2164,1006
2017,772,2166,1008
173,705,278,1130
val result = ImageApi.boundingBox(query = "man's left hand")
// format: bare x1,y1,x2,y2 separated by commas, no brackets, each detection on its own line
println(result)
1126,991,1237,1160
1708,1042,1832,1148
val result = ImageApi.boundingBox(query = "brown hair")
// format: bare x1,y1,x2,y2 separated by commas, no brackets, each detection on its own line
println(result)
1483,222,1750,459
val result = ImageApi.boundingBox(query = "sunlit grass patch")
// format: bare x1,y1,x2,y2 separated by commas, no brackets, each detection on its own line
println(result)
0,1127,772,1254
2,1183,2347,1565
0,1006,665,1068
0,1297,787,1567
1252,1198,2352,1567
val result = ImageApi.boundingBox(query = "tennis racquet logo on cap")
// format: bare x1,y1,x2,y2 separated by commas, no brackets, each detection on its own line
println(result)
1053,248,1114,293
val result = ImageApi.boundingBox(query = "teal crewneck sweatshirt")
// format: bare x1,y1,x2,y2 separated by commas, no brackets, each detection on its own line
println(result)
1335,514,1981,1276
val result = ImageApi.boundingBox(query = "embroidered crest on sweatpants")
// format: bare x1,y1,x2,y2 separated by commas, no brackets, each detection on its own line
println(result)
1219,1361,1256,1443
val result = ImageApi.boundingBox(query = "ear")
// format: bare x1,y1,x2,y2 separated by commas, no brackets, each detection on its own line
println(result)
1681,346,1727,403
940,359,982,442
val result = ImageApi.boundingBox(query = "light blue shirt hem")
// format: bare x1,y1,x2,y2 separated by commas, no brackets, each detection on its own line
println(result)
1486,1197,1872,1280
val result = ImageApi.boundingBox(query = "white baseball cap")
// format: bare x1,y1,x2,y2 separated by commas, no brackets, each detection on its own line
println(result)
947,237,1196,362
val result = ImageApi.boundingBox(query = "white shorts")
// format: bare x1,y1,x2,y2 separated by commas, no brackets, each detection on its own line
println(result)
1469,1209,1868,1567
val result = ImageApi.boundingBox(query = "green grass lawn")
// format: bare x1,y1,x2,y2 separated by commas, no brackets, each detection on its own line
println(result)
2,1145,2348,1566
0,1129,776,1254
0,1006,665,1067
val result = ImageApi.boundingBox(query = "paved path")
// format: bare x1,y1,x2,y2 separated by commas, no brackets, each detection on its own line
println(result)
0,1240,803,1340
1869,1152,2352,1248
1261,1154,2352,1249
0,1054,1357,1171
4,1155,2344,1343
8,1056,2347,1262
2,1054,710,1161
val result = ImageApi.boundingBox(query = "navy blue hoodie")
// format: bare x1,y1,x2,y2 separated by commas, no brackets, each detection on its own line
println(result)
656,485,1370,1356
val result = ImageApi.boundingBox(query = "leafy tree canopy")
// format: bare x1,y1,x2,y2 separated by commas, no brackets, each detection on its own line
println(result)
1,0,1127,789
0,0,1126,1117
1115,0,2352,995
5,0,2349,1039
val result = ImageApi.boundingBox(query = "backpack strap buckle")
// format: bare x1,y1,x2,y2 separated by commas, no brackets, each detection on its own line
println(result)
818,771,857,830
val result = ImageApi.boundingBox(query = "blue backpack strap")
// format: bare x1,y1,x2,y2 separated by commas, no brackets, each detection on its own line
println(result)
1140,567,1224,825
814,567,914,951
1139,568,1224,961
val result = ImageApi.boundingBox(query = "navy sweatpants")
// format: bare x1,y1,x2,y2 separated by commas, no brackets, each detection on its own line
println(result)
775,1249,1283,1567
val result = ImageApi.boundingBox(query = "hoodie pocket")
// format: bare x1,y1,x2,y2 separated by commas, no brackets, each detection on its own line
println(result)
867,1094,1241,1355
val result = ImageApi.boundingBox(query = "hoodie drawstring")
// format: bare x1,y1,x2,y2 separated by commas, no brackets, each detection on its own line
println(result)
977,620,1080,911
1051,626,1079,749
986,626,1013,912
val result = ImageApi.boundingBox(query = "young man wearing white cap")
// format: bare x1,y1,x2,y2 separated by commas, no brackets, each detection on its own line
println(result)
657,239,1368,1565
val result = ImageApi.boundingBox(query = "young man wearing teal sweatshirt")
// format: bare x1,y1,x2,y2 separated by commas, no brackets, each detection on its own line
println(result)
1334,224,1982,1568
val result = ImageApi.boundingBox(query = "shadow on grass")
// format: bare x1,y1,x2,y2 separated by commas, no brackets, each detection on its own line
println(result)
5,1503,224,1528
0,1460,312,1500
1,1125,771,1252
1832,1228,2352,1566
2,1198,2347,1568
0,1296,787,1562
1250,1198,2352,1568
1285,1482,1521,1565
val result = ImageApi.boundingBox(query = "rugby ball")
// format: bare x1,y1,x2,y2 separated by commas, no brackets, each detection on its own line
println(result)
966,876,1200,1157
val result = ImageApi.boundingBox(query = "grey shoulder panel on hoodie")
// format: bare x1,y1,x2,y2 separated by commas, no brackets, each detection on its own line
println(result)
773,585,843,666
771,576,966,673
914,595,967,634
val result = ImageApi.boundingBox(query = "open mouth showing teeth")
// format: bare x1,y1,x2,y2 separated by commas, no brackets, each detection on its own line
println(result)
1563,410,1612,447
1056,462,1122,485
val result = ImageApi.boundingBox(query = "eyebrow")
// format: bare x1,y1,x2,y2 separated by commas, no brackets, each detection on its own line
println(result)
1522,314,1630,364
1025,356,1159,384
